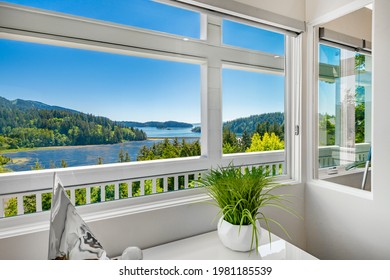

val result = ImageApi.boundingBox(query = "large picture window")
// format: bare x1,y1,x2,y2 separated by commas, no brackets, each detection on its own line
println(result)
0,0,301,219
0,39,201,172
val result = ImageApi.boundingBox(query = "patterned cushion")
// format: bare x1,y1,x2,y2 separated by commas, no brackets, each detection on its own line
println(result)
48,174,108,260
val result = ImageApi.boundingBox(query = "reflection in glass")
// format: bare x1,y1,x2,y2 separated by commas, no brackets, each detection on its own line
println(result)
318,44,372,189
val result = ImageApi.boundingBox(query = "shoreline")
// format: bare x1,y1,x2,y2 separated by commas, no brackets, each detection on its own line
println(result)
1,137,200,154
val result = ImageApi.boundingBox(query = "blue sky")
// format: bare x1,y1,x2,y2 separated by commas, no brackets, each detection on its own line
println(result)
0,0,285,123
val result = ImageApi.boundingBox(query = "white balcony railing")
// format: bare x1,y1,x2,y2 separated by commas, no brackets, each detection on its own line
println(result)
0,151,286,219
318,143,371,168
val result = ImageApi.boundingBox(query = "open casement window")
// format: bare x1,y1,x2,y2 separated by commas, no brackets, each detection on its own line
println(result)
317,38,372,190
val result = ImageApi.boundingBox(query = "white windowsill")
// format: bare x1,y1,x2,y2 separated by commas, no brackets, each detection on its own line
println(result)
142,229,317,260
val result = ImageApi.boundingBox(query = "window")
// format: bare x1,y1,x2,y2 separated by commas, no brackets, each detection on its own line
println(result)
222,67,285,158
317,44,372,189
220,21,287,175
222,19,285,55
0,0,301,219
0,38,201,172
4,0,201,39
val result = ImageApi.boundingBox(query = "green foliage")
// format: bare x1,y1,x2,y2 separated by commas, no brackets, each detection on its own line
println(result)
118,149,131,162
42,193,52,211
223,112,284,139
32,159,44,170
0,96,147,150
241,130,251,150
196,164,299,252
4,198,17,217
23,195,36,214
0,153,12,173
191,126,201,133
222,128,240,154
355,103,365,143
137,138,201,161
0,154,11,165
355,54,365,70
246,132,284,152
318,114,336,146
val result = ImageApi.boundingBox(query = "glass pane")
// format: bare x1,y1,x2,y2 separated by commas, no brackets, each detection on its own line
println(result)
222,68,285,156
318,44,372,189
4,0,201,39
0,39,201,173
222,19,285,56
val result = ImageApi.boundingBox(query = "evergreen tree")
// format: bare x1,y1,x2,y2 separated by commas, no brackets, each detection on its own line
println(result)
241,130,251,150
61,159,68,168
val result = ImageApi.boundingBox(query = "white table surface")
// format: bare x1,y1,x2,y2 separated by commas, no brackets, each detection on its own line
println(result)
143,229,317,260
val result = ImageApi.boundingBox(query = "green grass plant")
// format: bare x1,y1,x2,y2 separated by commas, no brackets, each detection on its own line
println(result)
197,163,299,252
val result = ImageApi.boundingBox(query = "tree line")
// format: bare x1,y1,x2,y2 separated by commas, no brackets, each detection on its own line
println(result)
0,100,146,150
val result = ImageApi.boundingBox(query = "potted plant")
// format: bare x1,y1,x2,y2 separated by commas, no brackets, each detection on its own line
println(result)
197,164,299,252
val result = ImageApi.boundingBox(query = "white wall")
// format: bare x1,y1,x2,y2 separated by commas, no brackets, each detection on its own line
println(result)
233,0,305,21
305,0,390,259
306,0,372,23
323,7,372,42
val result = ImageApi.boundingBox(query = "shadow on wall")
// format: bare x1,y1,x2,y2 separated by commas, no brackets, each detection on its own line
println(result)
324,171,371,191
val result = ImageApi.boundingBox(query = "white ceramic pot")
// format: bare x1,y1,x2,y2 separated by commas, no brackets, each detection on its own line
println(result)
217,217,260,252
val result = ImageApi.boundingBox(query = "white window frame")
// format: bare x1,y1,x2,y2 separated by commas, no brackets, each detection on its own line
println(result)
0,2,302,236
305,0,374,200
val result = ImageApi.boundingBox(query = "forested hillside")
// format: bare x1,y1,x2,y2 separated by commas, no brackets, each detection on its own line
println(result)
0,96,146,149
120,120,193,129
223,112,284,137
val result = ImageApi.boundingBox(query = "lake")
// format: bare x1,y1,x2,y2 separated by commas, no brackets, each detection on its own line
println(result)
3,126,200,172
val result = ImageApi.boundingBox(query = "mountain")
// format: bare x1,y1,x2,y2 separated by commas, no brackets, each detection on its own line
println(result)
120,120,193,129
0,96,79,113
12,98,80,113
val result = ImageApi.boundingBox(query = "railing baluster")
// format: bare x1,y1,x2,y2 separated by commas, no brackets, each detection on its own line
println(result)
0,164,288,219
100,185,106,202
163,177,168,192
17,195,24,215
114,183,119,200
36,192,42,212
140,180,145,196
127,181,133,198
174,176,179,191
152,178,157,194
184,174,189,189
86,187,91,204
70,189,76,205
0,197,4,218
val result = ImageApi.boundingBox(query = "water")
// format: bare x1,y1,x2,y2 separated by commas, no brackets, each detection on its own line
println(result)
137,126,200,138
3,126,200,172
